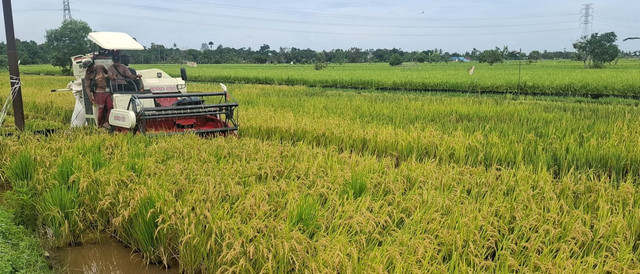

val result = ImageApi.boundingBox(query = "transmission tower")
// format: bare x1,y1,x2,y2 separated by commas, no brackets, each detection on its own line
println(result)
580,4,593,38
63,0,72,21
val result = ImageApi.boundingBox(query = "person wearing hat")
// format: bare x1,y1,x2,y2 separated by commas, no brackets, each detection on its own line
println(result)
83,60,112,129
108,55,141,91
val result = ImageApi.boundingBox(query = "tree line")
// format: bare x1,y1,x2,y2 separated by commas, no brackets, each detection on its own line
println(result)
1,19,636,73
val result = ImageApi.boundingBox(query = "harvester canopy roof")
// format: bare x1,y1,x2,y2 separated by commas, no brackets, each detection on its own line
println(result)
88,32,144,50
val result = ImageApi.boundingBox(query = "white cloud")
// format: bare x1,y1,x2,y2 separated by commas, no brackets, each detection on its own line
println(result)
0,0,638,52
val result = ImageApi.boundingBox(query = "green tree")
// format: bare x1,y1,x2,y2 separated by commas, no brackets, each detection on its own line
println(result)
528,50,542,63
427,52,441,63
573,32,620,68
389,53,403,66
442,52,451,63
0,55,7,70
477,49,503,65
17,40,47,65
44,19,92,74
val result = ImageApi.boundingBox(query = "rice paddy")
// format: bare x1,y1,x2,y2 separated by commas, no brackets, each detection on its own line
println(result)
2,63,640,272
21,59,640,96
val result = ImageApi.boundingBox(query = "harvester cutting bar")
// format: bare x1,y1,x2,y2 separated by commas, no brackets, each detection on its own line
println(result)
157,126,239,136
143,102,238,113
129,91,238,136
142,107,236,120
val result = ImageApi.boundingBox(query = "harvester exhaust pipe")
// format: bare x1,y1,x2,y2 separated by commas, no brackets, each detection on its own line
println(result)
180,68,188,81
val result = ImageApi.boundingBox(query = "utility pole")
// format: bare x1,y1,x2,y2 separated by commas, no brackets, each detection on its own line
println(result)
2,0,25,131
580,4,593,38
518,48,522,93
63,0,72,21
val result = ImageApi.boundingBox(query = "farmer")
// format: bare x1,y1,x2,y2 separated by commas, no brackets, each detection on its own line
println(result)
107,55,141,91
121,55,141,90
83,60,112,129
120,55,137,75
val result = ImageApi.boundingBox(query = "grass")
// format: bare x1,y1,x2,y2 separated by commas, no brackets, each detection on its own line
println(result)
0,207,51,273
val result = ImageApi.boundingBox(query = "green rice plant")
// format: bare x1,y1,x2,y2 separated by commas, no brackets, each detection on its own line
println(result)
38,183,80,246
119,194,166,264
122,135,149,177
288,194,319,238
4,151,35,184
76,140,108,172
2,180,39,230
37,154,82,246
2,151,39,228
125,159,144,176
344,171,367,199
126,61,640,96
89,150,106,172
176,207,224,274
54,155,76,186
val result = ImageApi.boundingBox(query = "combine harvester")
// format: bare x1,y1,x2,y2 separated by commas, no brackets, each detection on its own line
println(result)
55,32,238,136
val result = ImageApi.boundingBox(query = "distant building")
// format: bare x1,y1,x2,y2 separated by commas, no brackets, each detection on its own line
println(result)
450,57,470,62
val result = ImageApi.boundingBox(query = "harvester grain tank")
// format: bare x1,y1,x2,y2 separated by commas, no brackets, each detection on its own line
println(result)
56,32,238,136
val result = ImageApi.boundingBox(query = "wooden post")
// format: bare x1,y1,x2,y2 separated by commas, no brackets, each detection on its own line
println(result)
2,0,25,131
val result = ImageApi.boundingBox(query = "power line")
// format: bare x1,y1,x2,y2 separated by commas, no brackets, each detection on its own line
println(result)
14,8,59,12
75,9,576,38
77,0,578,30
161,0,579,22
80,0,578,23
598,15,640,24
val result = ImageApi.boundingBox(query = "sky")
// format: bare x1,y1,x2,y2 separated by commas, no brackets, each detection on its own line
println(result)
1,0,639,54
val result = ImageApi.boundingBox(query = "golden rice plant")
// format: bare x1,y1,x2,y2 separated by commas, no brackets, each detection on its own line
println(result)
2,73,640,272
1,130,638,272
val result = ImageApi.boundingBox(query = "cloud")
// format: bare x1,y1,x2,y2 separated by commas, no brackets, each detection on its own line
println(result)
1,0,638,52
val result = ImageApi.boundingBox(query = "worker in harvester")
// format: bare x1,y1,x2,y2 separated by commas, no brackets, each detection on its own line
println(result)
107,55,141,91
83,60,112,129
120,55,141,90
120,55,137,75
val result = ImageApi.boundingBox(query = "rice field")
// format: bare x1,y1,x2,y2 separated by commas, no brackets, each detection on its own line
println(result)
1,69,640,272
21,59,640,96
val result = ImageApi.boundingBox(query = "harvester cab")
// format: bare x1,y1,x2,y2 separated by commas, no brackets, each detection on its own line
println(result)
60,32,238,136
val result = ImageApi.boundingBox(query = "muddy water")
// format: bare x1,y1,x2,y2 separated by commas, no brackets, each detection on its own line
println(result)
53,236,178,274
